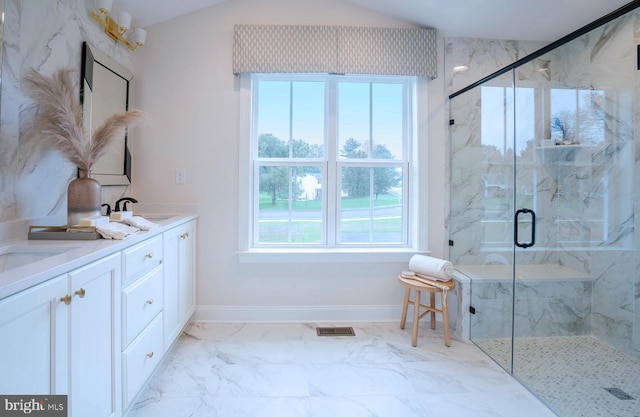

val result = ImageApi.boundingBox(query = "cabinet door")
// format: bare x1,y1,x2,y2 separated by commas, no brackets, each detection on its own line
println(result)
0,275,68,394
162,226,181,350
162,220,196,351
178,220,196,327
68,253,121,417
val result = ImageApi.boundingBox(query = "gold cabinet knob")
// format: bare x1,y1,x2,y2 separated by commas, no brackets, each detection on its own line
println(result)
180,232,189,239
145,299,153,305
60,294,72,305
145,253,153,259
146,352,154,358
74,288,86,298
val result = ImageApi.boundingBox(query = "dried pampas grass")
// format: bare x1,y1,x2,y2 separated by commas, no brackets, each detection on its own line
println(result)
23,67,147,171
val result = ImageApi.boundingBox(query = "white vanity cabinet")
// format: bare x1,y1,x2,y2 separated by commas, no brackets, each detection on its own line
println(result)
162,220,196,351
0,253,121,417
0,274,69,395
0,215,197,417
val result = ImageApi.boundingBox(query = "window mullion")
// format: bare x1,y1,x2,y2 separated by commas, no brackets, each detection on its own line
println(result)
286,167,291,243
402,161,409,245
326,77,338,246
289,81,294,157
368,82,373,158
369,167,374,243
252,162,260,246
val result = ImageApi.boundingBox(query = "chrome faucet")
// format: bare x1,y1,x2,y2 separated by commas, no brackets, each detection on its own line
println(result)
114,197,138,212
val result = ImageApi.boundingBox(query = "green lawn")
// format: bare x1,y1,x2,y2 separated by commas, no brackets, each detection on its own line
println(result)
259,193,401,210
257,192,402,243
258,222,322,243
258,217,401,243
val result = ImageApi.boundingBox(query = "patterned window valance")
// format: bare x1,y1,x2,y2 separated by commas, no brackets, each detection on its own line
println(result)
233,24,437,78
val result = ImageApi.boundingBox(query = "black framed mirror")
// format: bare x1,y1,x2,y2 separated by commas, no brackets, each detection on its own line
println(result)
80,41,134,185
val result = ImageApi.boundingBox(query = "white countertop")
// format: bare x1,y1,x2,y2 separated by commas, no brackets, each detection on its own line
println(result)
0,214,197,300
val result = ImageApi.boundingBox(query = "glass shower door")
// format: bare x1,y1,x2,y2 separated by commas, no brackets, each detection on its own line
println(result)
449,71,516,372
511,60,548,385
511,18,637,415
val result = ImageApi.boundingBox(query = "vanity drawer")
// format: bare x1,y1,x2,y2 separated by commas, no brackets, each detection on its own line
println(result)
122,265,163,346
122,235,162,280
122,313,163,408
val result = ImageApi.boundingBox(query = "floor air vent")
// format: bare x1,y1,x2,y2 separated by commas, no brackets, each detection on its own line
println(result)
604,387,635,400
316,327,355,336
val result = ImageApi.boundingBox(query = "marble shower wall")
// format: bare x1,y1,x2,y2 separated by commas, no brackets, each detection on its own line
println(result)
468,279,592,339
0,0,134,224
534,11,638,359
447,11,640,360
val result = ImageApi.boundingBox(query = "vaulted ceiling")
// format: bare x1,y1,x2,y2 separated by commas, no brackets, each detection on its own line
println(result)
116,0,633,41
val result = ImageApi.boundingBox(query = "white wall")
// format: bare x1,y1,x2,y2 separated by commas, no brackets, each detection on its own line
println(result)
132,0,448,321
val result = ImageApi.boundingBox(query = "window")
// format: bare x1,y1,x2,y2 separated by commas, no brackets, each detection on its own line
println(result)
550,88,605,146
248,73,414,248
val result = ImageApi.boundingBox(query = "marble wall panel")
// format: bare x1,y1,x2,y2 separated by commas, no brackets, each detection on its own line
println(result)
470,279,592,339
0,0,134,223
470,280,513,339
445,37,547,264
632,8,640,357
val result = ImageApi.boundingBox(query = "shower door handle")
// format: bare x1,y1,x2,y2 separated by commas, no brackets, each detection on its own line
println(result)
514,208,536,248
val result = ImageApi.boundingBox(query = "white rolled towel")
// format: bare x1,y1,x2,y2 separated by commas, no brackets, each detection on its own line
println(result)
408,255,454,281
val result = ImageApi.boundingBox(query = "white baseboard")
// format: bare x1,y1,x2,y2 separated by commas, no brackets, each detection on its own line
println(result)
192,305,405,323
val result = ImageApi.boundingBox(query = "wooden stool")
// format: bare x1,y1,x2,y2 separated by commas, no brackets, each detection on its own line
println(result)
398,275,456,347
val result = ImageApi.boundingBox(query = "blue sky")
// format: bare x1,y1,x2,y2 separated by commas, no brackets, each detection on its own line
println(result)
257,79,404,159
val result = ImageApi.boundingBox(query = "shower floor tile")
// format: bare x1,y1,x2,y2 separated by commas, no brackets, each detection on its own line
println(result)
124,322,556,417
474,336,640,417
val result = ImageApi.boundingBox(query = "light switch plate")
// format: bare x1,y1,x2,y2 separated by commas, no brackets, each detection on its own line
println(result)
175,168,186,184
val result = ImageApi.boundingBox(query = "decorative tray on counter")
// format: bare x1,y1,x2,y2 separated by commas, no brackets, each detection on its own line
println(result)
28,225,101,240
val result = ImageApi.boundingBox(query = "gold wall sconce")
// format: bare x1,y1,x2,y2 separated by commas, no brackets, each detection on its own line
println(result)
90,0,146,51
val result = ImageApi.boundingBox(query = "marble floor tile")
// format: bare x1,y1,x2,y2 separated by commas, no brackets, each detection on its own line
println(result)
125,322,557,417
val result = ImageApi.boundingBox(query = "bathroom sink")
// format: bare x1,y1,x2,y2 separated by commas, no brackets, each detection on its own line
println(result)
135,215,173,223
0,245,78,273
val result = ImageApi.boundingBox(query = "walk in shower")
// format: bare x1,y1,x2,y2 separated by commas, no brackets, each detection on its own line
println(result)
449,3,640,417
